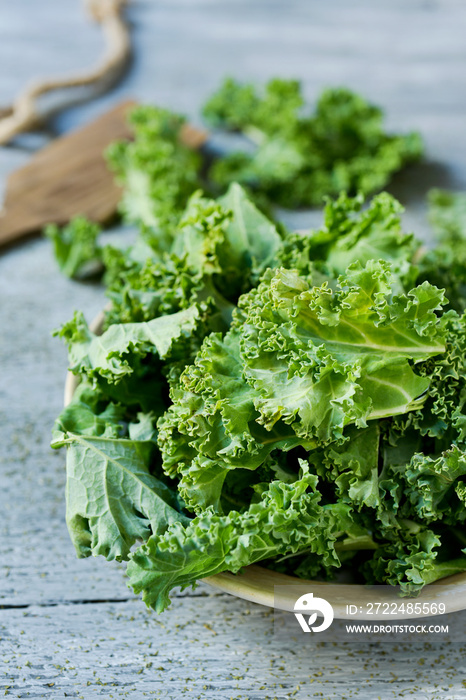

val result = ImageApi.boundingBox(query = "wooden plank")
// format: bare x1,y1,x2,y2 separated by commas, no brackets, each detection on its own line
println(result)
0,150,30,202
0,107,207,249
2,597,466,699
0,102,136,247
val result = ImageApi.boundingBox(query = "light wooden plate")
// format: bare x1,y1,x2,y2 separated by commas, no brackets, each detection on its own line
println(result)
63,311,466,619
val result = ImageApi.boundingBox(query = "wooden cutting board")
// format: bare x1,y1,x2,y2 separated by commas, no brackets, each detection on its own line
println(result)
0,100,208,248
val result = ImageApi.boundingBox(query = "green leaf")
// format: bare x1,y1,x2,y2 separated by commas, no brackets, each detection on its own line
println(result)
106,105,201,228
278,192,420,293
55,432,190,561
45,217,102,279
387,446,466,524
362,528,443,594
310,423,381,509
240,262,445,441
55,305,205,384
205,80,423,208
415,189,466,313
218,182,282,283
388,309,466,447
52,382,126,442
172,185,282,301
202,77,261,130
157,329,276,513
159,260,446,515
127,463,355,612
428,188,466,244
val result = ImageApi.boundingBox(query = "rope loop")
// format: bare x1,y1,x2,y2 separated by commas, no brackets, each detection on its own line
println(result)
0,0,131,145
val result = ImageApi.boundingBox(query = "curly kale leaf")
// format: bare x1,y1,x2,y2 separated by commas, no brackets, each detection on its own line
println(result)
55,304,208,413
387,309,466,449
158,260,446,514
388,447,466,525
202,77,304,135
127,462,356,612
170,183,282,302
278,191,420,288
239,262,445,436
106,105,201,228
204,79,423,208
377,311,466,527
361,527,466,595
52,430,190,562
104,253,208,327
102,184,282,328
45,216,103,279
428,189,466,244
415,189,466,313
308,422,381,510
55,304,206,384
52,382,127,442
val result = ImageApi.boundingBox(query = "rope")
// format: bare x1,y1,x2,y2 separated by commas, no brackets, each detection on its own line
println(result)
0,0,131,145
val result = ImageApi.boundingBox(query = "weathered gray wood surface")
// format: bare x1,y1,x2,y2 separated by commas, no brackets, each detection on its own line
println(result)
2,1,466,697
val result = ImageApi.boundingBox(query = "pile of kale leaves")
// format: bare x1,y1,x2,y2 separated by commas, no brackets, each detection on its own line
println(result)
50,79,466,613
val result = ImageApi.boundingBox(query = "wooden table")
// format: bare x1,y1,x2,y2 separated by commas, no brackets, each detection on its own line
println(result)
2,1,466,697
